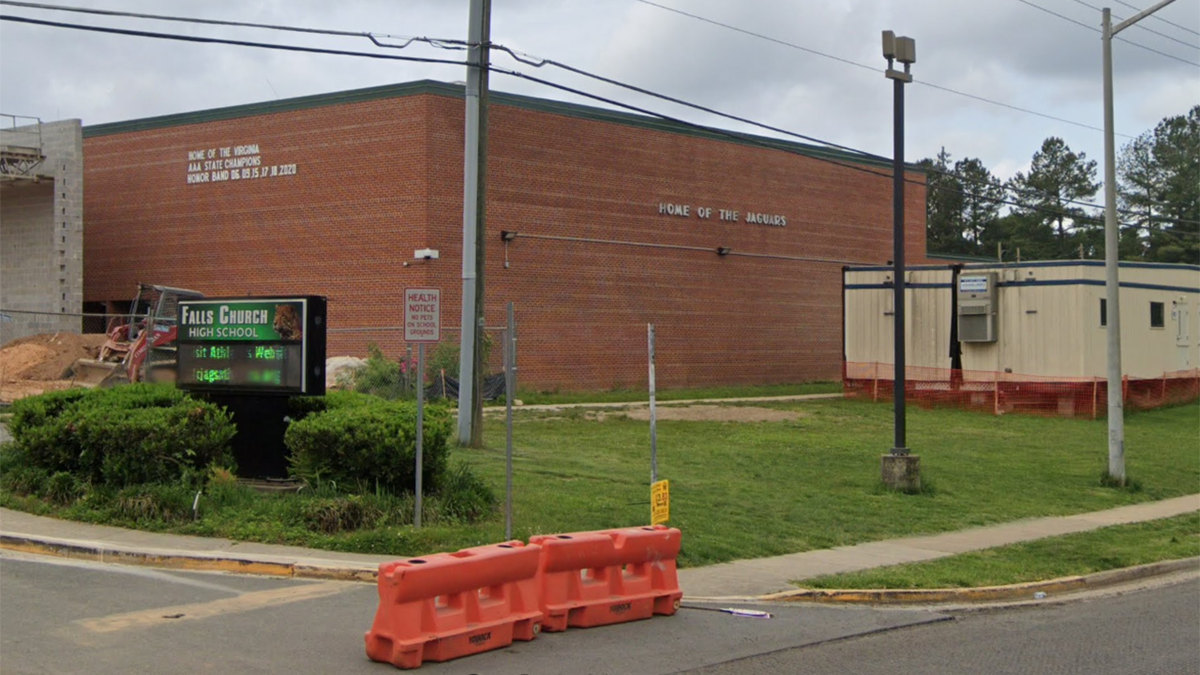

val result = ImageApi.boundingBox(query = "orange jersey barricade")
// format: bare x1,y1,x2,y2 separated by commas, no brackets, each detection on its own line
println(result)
529,525,683,632
364,541,543,669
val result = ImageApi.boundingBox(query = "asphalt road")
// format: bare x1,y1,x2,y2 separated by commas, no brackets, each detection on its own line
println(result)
1,550,1196,675
684,575,1200,675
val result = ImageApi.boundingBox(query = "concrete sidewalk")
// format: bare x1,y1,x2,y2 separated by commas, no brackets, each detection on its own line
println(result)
2,495,1197,600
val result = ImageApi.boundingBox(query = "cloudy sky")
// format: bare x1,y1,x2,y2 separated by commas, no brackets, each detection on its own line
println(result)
1,0,1197,195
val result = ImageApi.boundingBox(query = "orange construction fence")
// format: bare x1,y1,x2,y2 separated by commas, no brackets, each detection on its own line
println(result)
364,541,543,670
529,525,683,632
844,362,1200,418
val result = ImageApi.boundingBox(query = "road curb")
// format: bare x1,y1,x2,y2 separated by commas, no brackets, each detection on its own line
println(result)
0,533,379,583
759,557,1200,605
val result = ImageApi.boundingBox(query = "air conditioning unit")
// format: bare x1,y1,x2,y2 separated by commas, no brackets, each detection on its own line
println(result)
958,273,998,342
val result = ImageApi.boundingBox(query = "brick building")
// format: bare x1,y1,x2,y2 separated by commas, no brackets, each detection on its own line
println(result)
81,80,927,391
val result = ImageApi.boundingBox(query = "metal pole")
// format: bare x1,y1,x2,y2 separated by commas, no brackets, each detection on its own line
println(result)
415,342,425,527
457,0,491,446
504,302,515,540
648,323,658,484
1102,8,1124,485
891,74,908,455
1099,0,1177,487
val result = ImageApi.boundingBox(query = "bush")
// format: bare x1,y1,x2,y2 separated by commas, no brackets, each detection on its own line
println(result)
285,399,452,495
351,344,417,400
433,461,500,523
6,384,236,488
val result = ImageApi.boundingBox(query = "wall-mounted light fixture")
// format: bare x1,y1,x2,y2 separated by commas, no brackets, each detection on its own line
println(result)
716,246,731,256
500,231,517,268
403,248,439,267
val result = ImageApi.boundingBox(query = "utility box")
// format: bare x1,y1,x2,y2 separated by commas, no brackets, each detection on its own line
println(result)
957,273,998,342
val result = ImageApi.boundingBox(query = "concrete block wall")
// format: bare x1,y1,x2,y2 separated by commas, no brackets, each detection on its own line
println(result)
0,119,84,344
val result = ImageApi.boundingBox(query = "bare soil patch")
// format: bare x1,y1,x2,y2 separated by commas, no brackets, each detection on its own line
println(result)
0,333,107,403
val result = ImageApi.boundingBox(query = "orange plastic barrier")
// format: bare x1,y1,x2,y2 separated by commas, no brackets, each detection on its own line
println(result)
364,541,543,670
529,525,683,632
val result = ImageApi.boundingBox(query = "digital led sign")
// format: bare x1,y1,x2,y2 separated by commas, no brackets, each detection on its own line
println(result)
176,296,326,395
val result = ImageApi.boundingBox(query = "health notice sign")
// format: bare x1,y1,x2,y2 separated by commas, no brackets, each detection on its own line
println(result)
404,288,440,343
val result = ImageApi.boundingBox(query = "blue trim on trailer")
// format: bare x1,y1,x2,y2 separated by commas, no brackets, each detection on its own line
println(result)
847,260,1200,273
845,278,1200,294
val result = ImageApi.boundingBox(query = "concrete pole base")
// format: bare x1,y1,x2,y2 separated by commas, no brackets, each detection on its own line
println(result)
881,454,921,492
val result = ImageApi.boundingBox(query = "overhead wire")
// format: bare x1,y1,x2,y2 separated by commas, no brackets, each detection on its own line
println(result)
1113,0,1200,37
0,14,468,67
1063,0,1200,50
1014,0,1200,66
2,7,1196,234
488,43,1198,226
0,0,468,50
634,0,1134,138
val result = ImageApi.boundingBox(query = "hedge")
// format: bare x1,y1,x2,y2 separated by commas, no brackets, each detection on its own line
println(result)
6,384,235,487
285,399,453,495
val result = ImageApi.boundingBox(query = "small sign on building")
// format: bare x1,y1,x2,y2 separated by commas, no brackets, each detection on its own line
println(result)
404,288,441,343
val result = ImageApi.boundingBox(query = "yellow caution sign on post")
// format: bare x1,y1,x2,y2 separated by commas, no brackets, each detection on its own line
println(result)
651,479,670,525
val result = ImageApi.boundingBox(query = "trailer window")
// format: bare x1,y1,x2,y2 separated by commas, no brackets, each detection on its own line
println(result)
1100,298,1106,327
1150,301,1165,329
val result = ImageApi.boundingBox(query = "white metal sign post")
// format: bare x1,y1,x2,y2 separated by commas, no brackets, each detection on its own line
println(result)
405,288,441,528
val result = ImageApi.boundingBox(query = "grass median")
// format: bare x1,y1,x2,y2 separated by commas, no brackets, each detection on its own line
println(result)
2,396,1197,570
794,512,1200,589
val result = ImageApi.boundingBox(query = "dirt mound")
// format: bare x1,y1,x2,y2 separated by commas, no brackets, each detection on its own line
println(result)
0,333,107,381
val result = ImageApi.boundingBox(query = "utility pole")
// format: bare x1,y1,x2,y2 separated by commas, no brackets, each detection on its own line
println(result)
1101,0,1177,485
457,0,491,446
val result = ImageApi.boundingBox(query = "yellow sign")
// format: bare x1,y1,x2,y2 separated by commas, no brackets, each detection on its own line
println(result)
651,479,670,525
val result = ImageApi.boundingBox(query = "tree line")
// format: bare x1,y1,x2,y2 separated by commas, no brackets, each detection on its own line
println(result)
918,105,1198,264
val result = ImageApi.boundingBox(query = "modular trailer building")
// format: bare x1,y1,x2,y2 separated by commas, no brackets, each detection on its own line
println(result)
843,261,1200,415
78,80,928,392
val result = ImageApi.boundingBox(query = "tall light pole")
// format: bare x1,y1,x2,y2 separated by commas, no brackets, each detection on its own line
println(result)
881,31,920,492
1101,0,1177,486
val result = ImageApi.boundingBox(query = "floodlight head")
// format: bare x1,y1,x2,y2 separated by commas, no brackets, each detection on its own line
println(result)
500,230,517,242
882,30,896,59
716,246,732,256
895,36,916,65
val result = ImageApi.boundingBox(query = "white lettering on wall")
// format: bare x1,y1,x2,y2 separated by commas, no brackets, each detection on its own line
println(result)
657,203,787,227
185,144,297,185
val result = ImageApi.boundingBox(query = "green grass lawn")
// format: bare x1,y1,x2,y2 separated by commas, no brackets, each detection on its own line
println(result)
458,399,1200,566
795,512,1200,589
3,397,1197,570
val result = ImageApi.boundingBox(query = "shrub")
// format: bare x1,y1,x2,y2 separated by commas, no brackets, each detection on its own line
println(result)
112,484,196,524
350,344,416,400
285,399,452,495
6,384,236,487
45,471,82,506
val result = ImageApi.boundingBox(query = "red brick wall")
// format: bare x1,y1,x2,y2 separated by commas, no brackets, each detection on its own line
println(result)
83,88,926,391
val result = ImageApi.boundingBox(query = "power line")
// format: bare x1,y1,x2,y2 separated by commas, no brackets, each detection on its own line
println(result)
0,14,467,65
634,0,1134,138
3,9,1195,232
1113,0,1200,37
490,64,1200,233
0,0,469,49
490,43,1198,226
1063,0,1200,50
1015,0,1200,66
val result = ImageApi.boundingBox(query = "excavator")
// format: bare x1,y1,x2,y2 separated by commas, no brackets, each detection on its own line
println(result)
71,283,205,387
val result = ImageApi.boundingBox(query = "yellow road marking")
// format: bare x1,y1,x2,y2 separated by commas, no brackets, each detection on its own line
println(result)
78,581,349,633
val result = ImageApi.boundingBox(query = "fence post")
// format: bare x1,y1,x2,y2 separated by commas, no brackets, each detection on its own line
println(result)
872,362,879,402
648,323,657,485
1092,377,1099,420
993,369,1000,416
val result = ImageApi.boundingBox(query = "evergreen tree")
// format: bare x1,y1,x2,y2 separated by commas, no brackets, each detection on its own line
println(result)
1007,137,1101,259
1118,105,1200,263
